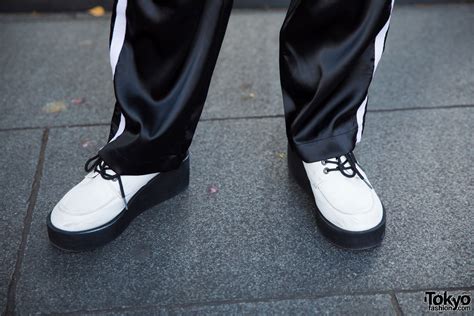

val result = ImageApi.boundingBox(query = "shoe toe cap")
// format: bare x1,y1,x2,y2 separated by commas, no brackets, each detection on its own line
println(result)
316,185,384,232
49,179,124,232
50,203,93,232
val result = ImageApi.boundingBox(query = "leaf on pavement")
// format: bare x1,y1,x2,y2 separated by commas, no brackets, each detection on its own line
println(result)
88,6,105,17
240,83,256,101
81,139,97,149
276,152,287,160
42,101,67,113
71,98,86,105
207,184,219,194
241,92,256,101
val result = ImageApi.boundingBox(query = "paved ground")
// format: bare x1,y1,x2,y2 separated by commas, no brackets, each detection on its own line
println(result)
0,4,473,315
1,0,455,13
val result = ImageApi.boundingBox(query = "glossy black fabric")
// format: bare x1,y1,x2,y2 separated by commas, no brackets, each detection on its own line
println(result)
100,0,392,175
101,0,234,175
281,0,392,162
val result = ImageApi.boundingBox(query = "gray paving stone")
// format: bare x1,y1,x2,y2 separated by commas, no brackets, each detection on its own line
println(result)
204,11,283,120
370,4,474,110
92,294,396,315
14,107,472,314
396,290,473,315
1,5,473,130
0,130,43,311
210,5,474,117
0,0,467,13
0,17,114,130
170,295,396,315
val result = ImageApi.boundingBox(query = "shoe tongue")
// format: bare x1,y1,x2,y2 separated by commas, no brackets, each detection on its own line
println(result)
88,168,118,184
327,156,348,163
103,169,117,177
88,169,116,179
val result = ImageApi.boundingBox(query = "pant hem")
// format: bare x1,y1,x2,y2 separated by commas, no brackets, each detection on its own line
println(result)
99,147,187,175
291,128,358,163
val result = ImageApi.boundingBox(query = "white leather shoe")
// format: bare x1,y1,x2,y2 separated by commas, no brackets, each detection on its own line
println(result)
288,146,385,250
47,155,190,251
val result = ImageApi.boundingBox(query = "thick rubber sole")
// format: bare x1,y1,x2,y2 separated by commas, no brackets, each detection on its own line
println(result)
287,145,385,250
47,157,190,252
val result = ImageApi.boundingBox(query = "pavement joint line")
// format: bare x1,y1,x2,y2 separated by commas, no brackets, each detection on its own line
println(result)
39,285,474,315
201,114,284,122
368,104,474,113
3,128,50,316
0,103,472,133
0,122,110,133
390,292,404,316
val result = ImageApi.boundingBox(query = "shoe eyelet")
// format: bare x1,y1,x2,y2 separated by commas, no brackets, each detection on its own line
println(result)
323,168,329,174
112,178,118,182
321,160,326,165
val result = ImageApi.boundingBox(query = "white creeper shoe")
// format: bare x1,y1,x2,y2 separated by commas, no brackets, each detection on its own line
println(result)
47,154,189,251
288,145,385,250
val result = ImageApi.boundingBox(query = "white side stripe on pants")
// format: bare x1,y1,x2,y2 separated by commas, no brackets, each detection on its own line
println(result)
356,0,394,144
109,0,128,143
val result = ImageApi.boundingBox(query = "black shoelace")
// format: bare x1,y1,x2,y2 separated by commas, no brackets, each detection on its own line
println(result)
321,152,372,189
84,154,128,209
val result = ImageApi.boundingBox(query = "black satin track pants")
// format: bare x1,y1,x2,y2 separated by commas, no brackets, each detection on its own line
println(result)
100,0,394,175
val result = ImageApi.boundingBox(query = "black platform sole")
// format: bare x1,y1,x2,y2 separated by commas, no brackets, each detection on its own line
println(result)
287,145,385,250
47,157,190,252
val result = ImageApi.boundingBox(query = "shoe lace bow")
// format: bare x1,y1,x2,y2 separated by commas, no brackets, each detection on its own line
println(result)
322,152,372,189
